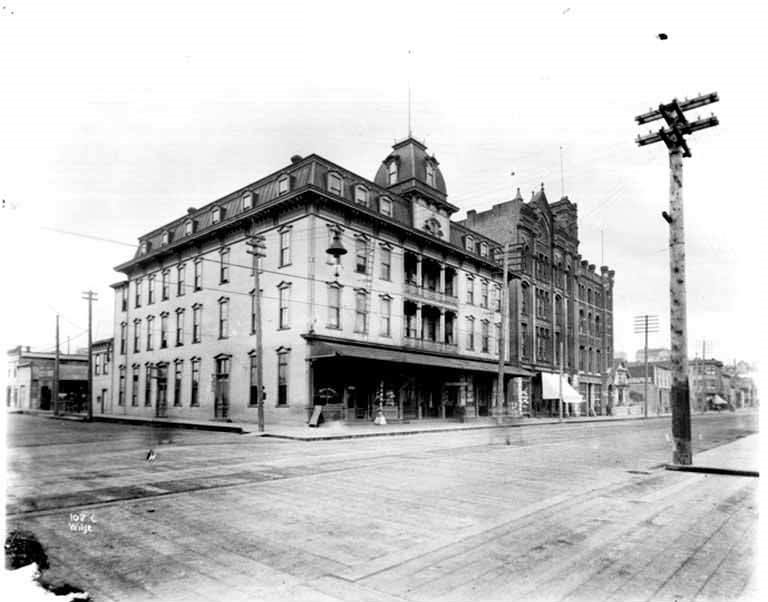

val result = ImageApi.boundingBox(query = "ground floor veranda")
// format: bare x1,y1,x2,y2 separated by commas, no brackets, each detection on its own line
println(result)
305,336,612,424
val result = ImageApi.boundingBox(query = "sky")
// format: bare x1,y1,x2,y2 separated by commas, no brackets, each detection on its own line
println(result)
0,0,765,370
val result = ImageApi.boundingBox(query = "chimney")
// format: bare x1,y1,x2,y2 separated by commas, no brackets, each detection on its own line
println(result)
187,207,196,215
466,209,477,224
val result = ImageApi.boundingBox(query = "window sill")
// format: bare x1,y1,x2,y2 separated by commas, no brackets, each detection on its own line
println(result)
220,280,229,285
218,336,229,340
326,325,342,330
279,263,292,269
277,326,290,331
175,343,184,347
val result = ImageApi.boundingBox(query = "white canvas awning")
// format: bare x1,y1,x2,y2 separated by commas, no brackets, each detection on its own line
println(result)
712,395,728,406
541,373,583,404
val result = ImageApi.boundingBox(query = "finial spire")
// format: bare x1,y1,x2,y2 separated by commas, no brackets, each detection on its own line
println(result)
407,49,413,138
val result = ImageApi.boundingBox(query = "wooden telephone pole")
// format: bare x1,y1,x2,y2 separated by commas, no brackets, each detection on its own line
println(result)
495,242,522,417
53,314,60,416
635,92,719,465
246,234,266,433
82,290,98,421
633,314,659,417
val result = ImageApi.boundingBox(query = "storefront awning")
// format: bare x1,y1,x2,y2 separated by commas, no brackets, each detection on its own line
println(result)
541,372,583,404
712,395,729,406
308,339,532,377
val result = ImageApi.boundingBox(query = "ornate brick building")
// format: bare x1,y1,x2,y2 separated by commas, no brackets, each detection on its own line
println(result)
462,188,615,416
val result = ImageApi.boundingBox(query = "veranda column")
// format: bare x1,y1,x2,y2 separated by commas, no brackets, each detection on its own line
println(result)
416,255,423,288
416,302,423,341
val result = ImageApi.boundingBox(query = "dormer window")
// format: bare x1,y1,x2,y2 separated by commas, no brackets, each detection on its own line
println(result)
479,242,489,258
327,172,343,196
161,230,170,246
211,206,222,224
354,185,369,207
139,241,149,255
379,196,392,217
185,219,195,236
388,161,397,185
242,191,254,210
465,236,475,252
278,175,290,195
426,162,435,187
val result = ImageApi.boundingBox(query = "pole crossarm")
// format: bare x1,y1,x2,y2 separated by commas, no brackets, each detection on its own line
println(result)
635,92,719,125
635,92,719,157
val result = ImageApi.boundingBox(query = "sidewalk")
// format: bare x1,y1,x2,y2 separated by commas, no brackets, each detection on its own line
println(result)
667,432,760,476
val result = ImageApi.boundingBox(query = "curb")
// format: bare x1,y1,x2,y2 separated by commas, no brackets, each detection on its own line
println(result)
665,464,759,478
92,415,246,434
260,414,674,441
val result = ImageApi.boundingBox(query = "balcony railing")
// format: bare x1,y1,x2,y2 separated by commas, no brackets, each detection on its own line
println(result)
403,335,458,354
404,283,459,307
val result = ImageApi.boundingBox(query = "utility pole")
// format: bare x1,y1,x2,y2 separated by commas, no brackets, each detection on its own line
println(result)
82,290,98,421
246,234,266,433
495,240,510,417
633,314,658,418
496,241,523,417
635,92,719,465
53,314,60,416
558,339,564,422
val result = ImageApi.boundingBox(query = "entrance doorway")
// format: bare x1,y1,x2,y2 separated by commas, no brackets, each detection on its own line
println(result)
40,386,52,411
156,364,168,418
214,356,231,419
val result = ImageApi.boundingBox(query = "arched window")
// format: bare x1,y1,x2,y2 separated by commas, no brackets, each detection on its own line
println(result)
327,172,343,196
277,175,290,195
354,185,369,206
388,161,398,185
425,162,435,187
379,196,392,217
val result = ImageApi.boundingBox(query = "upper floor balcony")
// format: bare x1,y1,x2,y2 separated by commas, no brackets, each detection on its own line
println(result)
403,301,459,354
404,252,459,308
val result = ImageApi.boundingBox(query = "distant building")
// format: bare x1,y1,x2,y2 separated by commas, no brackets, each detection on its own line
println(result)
6,346,88,411
635,347,670,363
625,362,671,415
613,351,627,361
688,358,724,411
731,373,757,408
607,359,629,410
92,338,113,414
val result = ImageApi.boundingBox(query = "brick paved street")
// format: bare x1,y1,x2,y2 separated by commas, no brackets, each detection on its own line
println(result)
5,411,759,602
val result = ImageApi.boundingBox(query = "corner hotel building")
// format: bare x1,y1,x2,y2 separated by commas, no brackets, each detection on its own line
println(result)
109,136,614,425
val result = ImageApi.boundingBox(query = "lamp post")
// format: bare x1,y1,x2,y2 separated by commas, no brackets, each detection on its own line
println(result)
326,229,347,277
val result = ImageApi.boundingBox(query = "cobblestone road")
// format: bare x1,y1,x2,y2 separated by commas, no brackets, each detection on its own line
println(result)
5,411,759,602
